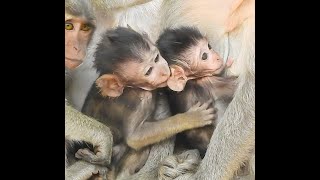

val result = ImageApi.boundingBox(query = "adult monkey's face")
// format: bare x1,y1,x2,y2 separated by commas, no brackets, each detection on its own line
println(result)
65,13,94,69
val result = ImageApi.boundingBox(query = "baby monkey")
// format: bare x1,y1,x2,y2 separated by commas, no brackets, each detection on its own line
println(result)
81,27,216,178
157,26,237,157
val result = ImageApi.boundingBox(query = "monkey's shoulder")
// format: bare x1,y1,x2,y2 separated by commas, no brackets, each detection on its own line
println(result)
121,88,156,103
84,86,156,112
185,76,236,93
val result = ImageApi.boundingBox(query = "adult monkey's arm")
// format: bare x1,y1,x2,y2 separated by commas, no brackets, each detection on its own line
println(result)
65,103,113,166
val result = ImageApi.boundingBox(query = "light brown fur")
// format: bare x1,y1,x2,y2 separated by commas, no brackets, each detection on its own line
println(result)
65,102,113,180
67,0,255,179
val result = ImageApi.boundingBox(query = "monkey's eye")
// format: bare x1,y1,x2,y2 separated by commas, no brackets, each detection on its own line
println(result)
208,44,212,50
202,53,208,60
65,23,74,30
155,54,159,63
145,67,153,76
81,24,91,31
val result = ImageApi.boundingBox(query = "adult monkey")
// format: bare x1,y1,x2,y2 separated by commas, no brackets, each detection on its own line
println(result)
65,1,113,179
69,0,255,179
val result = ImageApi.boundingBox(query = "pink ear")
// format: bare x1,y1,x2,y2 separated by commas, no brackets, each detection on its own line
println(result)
96,74,124,97
167,66,187,92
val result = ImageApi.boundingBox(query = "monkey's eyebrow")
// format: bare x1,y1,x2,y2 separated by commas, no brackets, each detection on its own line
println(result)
65,18,92,26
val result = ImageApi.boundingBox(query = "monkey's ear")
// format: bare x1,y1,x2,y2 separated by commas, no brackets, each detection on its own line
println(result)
167,65,188,92
96,74,124,97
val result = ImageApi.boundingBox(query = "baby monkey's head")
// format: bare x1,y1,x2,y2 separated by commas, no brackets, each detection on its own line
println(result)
157,26,224,91
94,27,170,97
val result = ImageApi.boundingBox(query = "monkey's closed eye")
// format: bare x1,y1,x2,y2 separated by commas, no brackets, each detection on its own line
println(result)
208,44,212,50
65,23,74,30
145,67,153,76
155,54,159,63
202,53,208,60
81,24,91,31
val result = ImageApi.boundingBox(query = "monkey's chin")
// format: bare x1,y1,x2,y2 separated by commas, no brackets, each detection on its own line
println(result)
158,82,168,88
65,58,83,70
141,82,168,91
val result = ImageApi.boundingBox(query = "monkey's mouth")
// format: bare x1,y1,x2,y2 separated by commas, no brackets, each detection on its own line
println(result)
157,79,168,88
196,65,224,78
65,58,83,69
158,82,167,88
212,64,225,75
65,57,82,62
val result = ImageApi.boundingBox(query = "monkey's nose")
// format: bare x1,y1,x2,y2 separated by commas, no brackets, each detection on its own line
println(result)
213,53,221,61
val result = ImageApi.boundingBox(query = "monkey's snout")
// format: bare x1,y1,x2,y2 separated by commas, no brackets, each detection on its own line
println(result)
161,71,169,77
161,68,170,77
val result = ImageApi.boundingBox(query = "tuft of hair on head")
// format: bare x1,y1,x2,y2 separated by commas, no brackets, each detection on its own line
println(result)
156,26,205,65
94,27,151,75
65,0,95,23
